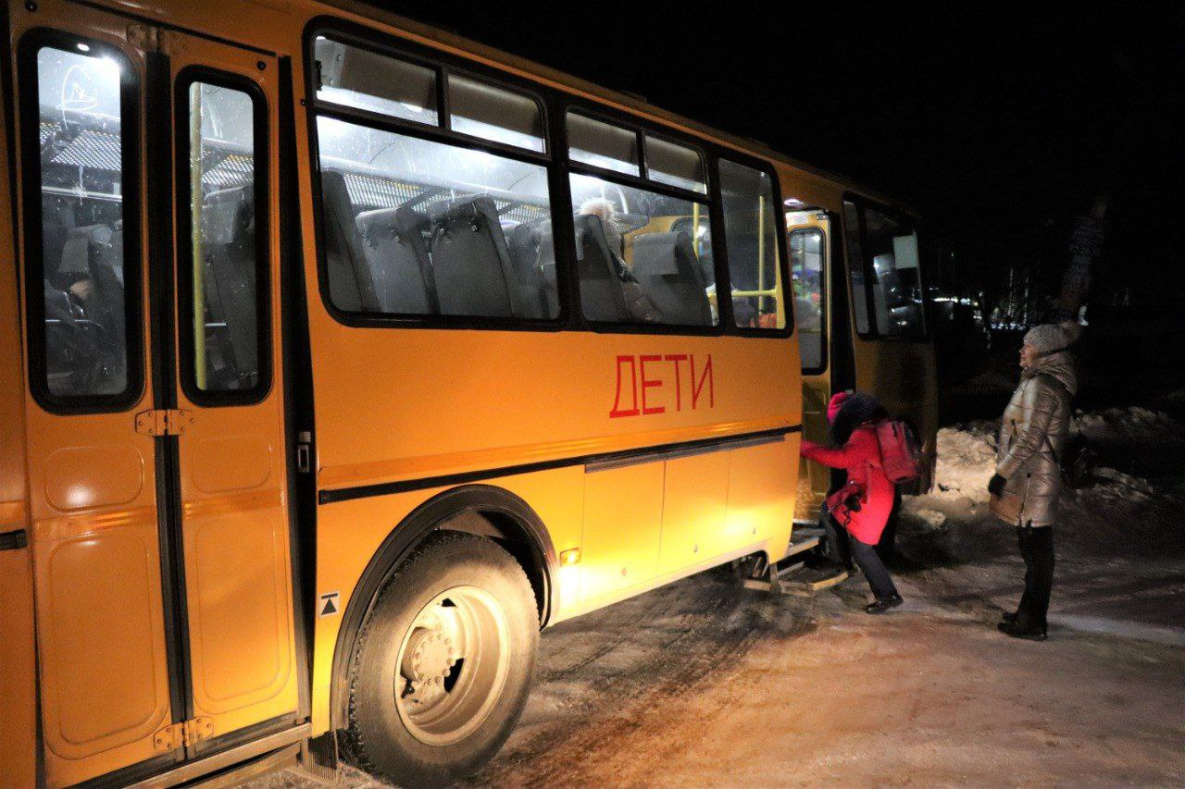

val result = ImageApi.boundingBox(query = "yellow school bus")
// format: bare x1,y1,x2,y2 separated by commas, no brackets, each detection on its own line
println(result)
783,185,939,527
0,1,847,785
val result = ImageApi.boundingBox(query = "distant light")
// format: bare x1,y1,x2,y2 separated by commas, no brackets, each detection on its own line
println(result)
76,42,91,52
559,548,581,566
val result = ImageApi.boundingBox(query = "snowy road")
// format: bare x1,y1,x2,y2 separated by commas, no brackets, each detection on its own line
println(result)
257,409,1185,787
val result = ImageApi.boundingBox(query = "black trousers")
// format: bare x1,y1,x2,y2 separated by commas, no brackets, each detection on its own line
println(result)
850,536,899,601
1015,525,1055,630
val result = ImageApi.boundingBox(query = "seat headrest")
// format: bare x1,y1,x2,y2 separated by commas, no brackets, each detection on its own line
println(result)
202,186,253,244
427,195,499,229
633,231,692,277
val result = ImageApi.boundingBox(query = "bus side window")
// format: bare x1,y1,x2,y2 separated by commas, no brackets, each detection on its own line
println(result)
789,227,825,370
719,159,784,330
28,44,136,404
564,115,715,328
179,79,268,398
567,173,715,327
862,206,925,339
843,200,872,336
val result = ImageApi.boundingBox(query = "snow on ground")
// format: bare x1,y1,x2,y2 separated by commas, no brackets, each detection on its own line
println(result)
256,408,1185,788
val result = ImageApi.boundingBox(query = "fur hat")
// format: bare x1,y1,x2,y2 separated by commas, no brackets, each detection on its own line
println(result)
1023,321,1082,356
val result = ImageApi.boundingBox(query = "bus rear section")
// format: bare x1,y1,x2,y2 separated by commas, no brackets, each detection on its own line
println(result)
0,2,804,785
779,163,939,527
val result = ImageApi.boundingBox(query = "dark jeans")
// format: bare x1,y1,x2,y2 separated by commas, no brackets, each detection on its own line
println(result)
850,536,899,601
1015,525,1055,630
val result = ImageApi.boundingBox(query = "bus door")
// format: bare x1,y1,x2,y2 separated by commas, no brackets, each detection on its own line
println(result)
787,210,847,521
164,31,301,757
13,5,298,784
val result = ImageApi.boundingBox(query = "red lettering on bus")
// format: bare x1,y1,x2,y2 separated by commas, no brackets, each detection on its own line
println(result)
691,354,714,410
639,355,665,415
609,355,640,418
664,354,687,411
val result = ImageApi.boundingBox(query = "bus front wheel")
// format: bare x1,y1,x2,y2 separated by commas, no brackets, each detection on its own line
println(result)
343,531,539,787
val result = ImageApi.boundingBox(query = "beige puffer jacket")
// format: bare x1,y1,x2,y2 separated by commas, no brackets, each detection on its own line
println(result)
990,350,1077,527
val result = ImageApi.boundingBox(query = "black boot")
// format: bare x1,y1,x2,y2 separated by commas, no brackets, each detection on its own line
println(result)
1000,611,1017,624
997,621,1047,641
864,594,903,614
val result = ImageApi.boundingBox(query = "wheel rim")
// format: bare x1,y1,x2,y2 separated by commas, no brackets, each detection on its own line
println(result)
393,585,512,747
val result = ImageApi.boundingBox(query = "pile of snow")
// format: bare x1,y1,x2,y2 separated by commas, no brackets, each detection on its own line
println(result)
1077,407,1185,448
931,423,997,504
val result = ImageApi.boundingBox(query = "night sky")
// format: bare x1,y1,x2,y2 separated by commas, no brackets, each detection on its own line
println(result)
368,2,1185,314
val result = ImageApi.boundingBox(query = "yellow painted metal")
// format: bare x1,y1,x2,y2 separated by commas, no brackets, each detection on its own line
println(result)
167,34,299,751
0,62,38,787
579,461,664,604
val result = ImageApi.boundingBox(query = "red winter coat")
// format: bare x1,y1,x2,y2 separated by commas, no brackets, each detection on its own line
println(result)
801,423,895,545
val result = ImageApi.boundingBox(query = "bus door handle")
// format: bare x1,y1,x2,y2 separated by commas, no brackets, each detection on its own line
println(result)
0,529,28,551
296,431,312,474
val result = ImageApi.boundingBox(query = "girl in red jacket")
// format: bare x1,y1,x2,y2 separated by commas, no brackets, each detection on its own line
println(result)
801,392,903,614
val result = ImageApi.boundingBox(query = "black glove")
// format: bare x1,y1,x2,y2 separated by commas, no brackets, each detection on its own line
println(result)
988,473,1007,497
843,492,863,512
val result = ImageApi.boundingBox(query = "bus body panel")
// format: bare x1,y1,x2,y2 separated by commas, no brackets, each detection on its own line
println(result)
0,36,39,785
3,0,837,783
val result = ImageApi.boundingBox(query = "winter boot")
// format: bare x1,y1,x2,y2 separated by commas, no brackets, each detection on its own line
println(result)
864,594,903,615
997,621,1047,641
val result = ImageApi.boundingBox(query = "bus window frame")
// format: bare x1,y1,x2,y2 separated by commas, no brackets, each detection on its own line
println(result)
842,193,929,344
304,19,569,332
444,69,550,157
788,225,828,375
714,154,793,337
17,28,146,415
561,104,726,335
174,66,273,407
302,16,792,340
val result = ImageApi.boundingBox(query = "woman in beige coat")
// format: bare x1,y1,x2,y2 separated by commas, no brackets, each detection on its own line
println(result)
988,322,1079,641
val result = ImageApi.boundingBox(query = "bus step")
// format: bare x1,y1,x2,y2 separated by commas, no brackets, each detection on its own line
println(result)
781,534,821,560
743,560,850,596
775,566,851,596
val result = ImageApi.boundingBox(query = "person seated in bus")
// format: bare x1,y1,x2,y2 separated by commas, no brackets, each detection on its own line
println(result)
577,197,656,322
800,391,904,614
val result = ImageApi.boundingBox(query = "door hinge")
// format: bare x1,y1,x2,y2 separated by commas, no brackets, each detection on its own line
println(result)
135,409,194,437
127,25,184,56
153,717,214,751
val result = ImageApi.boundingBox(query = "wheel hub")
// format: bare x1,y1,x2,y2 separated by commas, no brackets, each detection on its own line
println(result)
402,627,457,686
391,586,513,747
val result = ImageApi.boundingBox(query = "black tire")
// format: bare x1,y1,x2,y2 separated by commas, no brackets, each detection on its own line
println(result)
342,531,539,787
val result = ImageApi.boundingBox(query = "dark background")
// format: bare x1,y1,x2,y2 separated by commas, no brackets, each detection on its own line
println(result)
366,1,1185,408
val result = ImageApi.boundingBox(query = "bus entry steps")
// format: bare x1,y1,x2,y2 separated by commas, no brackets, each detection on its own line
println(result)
742,528,851,595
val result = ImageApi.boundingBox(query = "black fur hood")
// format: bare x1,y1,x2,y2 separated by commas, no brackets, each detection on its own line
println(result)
829,392,889,447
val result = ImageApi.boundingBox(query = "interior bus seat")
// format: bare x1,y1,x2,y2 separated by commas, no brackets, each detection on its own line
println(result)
573,214,631,323
321,170,383,312
355,205,438,314
531,220,561,317
97,221,124,286
426,195,517,318
631,231,712,326
507,220,549,319
202,185,259,383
